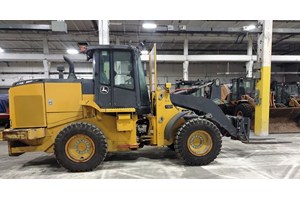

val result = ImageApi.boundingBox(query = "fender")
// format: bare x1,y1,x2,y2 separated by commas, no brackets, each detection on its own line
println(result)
164,110,189,141
80,100,135,113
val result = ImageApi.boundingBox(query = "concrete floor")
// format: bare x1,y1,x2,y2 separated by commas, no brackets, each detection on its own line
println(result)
0,133,300,179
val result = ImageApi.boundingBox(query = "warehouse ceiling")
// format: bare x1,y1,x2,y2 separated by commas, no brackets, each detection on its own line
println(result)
1,20,300,55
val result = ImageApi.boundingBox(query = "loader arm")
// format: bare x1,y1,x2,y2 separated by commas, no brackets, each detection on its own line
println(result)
170,93,250,142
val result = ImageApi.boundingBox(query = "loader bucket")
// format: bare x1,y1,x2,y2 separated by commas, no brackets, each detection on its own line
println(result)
269,107,300,133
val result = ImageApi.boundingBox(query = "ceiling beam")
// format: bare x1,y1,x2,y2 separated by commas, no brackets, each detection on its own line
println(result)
187,55,253,62
2,53,300,63
111,28,300,35
0,53,86,62
0,32,237,42
0,24,51,31
0,21,67,33
1,27,300,42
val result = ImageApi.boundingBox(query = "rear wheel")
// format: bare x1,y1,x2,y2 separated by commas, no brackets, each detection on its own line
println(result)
234,103,253,118
174,118,222,166
54,122,107,172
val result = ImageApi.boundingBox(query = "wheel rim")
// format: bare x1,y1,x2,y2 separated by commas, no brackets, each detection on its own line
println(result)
65,134,95,163
187,130,213,156
236,110,243,117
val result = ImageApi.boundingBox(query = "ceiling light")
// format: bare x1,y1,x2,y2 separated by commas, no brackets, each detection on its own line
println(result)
142,23,157,29
243,25,256,31
110,22,122,26
141,49,149,55
0,47,4,53
67,49,79,54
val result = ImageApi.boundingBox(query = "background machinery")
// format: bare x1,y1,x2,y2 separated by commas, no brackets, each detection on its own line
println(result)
175,78,255,120
0,44,250,172
176,77,300,133
226,78,300,133
269,81,300,133
174,79,222,100
271,81,300,107
219,78,255,119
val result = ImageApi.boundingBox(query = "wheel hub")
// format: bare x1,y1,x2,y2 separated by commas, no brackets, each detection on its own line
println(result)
74,139,91,154
65,134,95,162
189,135,204,149
187,130,213,156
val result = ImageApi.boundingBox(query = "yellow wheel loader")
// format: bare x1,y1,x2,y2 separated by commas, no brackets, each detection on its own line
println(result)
269,81,300,133
271,81,300,107
0,44,250,172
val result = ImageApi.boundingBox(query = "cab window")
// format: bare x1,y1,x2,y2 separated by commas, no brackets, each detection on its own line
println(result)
113,51,134,89
99,51,110,85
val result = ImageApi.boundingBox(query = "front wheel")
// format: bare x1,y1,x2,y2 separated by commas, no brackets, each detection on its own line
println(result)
54,122,107,172
174,118,222,166
234,103,253,118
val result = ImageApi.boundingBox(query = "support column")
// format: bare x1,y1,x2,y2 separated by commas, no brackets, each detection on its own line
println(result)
43,38,50,78
43,38,49,54
183,39,189,81
43,59,50,79
254,20,273,136
98,20,110,45
246,35,253,78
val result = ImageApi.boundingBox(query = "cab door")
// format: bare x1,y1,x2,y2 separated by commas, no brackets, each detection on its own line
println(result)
94,50,113,108
94,49,136,109
112,51,137,108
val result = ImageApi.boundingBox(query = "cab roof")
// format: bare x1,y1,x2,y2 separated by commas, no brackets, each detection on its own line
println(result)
86,45,138,60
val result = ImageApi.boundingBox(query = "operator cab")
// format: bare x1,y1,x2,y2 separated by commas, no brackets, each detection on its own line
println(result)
230,78,255,100
86,45,151,115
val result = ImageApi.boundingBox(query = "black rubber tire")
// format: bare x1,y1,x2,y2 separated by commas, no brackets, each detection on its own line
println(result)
174,118,222,166
167,144,175,151
275,103,286,108
54,122,107,172
234,103,253,118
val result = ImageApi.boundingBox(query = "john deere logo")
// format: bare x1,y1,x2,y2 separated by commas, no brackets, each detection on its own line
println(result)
100,86,109,94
